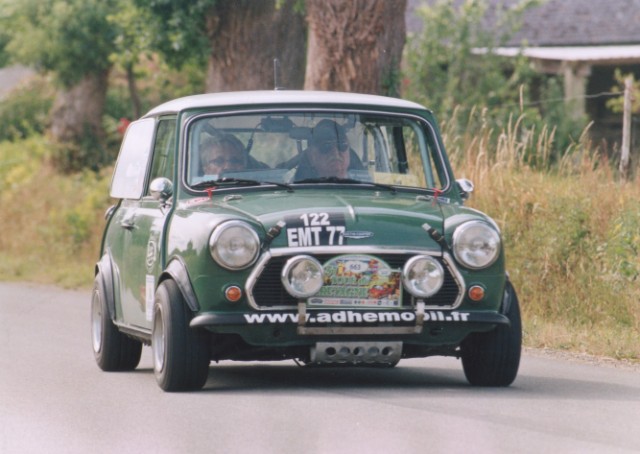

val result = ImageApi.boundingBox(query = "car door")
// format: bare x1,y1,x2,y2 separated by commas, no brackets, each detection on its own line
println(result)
109,117,177,330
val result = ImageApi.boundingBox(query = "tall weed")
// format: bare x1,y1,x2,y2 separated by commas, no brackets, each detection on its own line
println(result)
444,110,639,360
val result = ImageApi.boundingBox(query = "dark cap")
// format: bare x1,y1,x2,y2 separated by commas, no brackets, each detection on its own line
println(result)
310,119,347,145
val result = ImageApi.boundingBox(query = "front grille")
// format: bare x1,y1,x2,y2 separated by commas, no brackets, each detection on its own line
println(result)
249,253,462,309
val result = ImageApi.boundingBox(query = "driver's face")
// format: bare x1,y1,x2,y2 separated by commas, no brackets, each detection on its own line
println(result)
201,144,246,174
309,141,350,178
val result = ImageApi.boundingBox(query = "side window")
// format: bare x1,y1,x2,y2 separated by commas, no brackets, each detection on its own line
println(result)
110,118,156,199
148,118,177,190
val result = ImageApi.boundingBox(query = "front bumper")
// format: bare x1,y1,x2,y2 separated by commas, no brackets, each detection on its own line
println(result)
190,303,509,335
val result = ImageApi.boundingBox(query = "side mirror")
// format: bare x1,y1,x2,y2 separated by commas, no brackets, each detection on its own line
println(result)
149,177,173,203
104,205,116,221
456,178,474,201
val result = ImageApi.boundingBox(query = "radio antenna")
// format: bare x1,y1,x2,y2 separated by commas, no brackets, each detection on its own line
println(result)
273,58,283,90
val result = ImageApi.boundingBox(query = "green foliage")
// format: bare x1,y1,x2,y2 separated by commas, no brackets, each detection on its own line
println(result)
2,0,118,88
105,58,206,121
0,29,10,67
132,0,216,68
0,76,54,141
107,1,155,70
404,0,528,113
606,71,640,114
404,0,587,165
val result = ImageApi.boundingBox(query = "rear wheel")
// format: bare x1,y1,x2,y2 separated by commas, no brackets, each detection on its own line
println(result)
461,280,522,386
152,279,210,392
91,275,142,371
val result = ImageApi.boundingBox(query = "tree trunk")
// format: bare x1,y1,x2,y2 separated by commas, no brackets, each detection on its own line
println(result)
204,0,306,92
125,63,142,119
49,70,109,171
305,0,407,96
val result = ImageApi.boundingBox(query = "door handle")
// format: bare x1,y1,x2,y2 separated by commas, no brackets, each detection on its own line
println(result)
120,219,135,230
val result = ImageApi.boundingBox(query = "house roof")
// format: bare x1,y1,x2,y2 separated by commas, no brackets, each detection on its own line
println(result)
407,0,640,47
487,44,640,65
503,0,640,47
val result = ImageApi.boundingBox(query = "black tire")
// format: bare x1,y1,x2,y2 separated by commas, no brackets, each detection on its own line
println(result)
91,275,142,371
461,280,522,386
152,280,210,392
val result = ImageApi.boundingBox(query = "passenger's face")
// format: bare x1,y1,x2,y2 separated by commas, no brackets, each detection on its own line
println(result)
201,144,245,174
309,140,350,178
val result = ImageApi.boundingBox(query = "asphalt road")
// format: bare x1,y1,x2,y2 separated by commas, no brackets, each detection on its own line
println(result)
1,282,638,454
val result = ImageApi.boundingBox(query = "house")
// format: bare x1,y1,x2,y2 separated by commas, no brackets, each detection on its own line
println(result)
407,0,640,150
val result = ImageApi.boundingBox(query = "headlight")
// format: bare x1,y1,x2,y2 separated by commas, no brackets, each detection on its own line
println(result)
281,255,324,298
209,221,260,270
452,221,501,269
402,255,444,298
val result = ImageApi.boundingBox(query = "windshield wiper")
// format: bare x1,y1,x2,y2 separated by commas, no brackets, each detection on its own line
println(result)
191,179,219,190
192,177,293,192
295,176,396,193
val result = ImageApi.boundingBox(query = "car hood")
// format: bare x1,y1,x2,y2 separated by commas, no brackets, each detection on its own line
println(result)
181,189,449,250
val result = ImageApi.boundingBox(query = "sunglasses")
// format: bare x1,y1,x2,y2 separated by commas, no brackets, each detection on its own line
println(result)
316,140,349,154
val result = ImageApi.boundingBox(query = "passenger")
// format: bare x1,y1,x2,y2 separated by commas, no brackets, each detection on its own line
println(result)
200,134,247,175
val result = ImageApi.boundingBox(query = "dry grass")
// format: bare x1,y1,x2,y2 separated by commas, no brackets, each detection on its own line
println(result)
444,112,640,361
0,137,110,287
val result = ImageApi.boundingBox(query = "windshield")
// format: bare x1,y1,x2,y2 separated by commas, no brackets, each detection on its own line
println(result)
185,111,448,191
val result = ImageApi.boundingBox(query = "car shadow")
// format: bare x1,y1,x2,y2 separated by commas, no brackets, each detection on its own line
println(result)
133,356,640,401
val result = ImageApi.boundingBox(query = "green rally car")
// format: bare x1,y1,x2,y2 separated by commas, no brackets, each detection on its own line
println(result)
91,91,521,391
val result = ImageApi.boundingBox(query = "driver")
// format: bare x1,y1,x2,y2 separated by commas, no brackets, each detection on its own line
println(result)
200,134,247,175
290,119,365,181
306,119,351,178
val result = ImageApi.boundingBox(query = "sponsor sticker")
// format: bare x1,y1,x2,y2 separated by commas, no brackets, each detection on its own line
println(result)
242,310,470,324
309,255,402,308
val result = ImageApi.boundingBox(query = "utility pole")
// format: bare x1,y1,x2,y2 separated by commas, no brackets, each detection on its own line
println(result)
619,77,633,180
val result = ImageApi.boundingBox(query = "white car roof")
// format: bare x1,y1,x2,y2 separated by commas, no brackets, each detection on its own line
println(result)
143,90,427,117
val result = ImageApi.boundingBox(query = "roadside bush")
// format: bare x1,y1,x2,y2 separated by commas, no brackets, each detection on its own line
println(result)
0,76,54,141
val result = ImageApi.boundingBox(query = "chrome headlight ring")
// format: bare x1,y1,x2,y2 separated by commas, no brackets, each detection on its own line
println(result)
281,255,324,298
209,220,260,270
452,221,501,269
402,255,445,298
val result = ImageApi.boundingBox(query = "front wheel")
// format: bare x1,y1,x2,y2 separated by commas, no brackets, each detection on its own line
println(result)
152,279,210,392
461,280,522,386
91,275,142,371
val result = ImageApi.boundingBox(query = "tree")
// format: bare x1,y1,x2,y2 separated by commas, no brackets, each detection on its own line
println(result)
304,0,407,95
205,0,306,91
404,0,538,116
137,0,306,92
2,0,118,170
